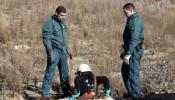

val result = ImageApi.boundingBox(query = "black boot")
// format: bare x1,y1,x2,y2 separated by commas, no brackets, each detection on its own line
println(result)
123,93,132,98
41,96,50,100
131,96,142,100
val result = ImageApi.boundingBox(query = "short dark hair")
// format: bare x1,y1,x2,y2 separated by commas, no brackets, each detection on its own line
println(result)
55,6,66,14
123,3,135,11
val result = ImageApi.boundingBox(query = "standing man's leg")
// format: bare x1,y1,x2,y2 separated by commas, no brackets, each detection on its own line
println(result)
121,63,132,95
42,49,59,96
129,48,143,97
58,50,73,96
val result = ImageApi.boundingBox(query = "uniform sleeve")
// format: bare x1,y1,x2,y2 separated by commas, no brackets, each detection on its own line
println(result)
42,21,53,52
126,19,142,55
65,23,70,54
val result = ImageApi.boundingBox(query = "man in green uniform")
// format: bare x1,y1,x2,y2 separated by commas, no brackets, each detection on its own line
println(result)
41,6,73,99
121,3,144,99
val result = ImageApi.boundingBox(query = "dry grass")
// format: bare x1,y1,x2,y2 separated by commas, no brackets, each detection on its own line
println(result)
0,0,175,98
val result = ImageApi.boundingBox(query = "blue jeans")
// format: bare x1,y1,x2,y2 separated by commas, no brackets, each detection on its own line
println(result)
121,48,144,97
42,48,71,96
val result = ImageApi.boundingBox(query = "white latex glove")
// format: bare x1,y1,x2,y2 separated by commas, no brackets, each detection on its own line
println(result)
123,54,131,65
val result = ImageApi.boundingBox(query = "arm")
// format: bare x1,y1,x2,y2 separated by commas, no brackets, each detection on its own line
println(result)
64,22,72,59
126,19,142,55
42,21,56,63
42,21,53,52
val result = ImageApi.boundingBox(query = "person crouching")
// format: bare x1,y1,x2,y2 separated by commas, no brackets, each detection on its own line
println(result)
69,64,113,100
69,64,95,100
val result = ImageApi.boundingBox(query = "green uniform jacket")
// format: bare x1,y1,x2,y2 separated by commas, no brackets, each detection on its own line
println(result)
42,15,68,53
123,12,144,55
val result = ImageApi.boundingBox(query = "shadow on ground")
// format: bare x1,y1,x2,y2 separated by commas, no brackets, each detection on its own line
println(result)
23,84,175,100
113,92,175,100
22,83,64,100
142,92,175,100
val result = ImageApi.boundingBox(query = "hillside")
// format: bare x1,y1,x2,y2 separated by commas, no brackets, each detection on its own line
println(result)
0,0,175,99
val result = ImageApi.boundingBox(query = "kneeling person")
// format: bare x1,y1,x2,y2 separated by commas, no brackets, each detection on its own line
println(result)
69,64,113,100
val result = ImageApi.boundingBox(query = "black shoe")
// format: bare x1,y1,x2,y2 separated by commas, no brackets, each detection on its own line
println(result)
123,93,132,98
41,96,50,100
132,96,142,100
58,93,71,98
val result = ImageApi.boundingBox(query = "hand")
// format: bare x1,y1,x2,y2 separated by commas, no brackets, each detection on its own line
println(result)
123,54,131,65
120,53,124,59
48,51,55,64
69,53,72,60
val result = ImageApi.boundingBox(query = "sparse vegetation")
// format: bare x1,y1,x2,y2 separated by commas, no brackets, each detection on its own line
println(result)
0,0,175,99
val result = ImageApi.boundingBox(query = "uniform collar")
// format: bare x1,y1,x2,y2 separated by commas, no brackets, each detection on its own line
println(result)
127,12,139,21
52,14,62,23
